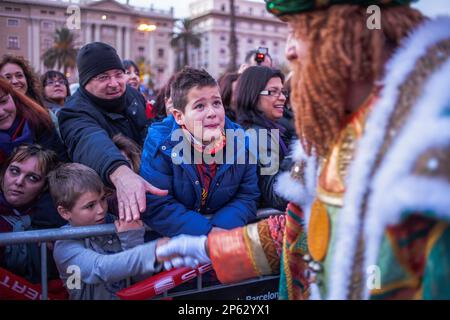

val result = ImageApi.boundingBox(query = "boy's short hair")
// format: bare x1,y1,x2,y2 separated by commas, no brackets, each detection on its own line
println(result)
48,163,104,210
170,67,217,112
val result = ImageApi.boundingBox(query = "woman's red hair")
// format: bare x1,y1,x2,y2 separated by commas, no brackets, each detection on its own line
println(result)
0,77,53,135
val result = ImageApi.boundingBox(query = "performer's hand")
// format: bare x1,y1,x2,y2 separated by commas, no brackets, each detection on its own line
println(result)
156,234,210,266
162,256,200,270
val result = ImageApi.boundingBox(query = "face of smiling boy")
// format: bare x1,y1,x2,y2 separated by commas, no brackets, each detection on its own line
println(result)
173,85,225,144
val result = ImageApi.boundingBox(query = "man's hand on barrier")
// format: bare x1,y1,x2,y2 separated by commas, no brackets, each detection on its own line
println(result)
110,165,168,222
156,234,210,269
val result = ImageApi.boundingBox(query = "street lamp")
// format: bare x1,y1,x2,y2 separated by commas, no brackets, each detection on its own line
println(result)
137,23,157,32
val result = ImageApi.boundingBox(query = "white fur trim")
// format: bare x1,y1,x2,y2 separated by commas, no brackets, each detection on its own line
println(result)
309,283,322,300
362,56,450,299
274,140,318,210
327,17,450,300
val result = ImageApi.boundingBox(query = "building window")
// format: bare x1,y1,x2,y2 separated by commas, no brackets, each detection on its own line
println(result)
102,26,115,36
274,41,278,47
221,4,226,12
138,46,145,53
220,48,226,54
248,7,253,15
44,39,52,50
158,67,164,74
247,38,253,44
42,21,54,30
5,7,12,11
158,48,164,58
14,7,21,12
40,10,47,14
261,40,266,45
7,36,19,49
7,19,19,27
49,10,55,15
220,35,226,41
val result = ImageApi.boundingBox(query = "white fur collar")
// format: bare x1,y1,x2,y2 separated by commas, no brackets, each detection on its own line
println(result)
274,140,318,228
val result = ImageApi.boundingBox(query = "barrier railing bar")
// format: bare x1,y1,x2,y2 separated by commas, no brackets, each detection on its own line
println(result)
0,224,117,245
0,208,283,300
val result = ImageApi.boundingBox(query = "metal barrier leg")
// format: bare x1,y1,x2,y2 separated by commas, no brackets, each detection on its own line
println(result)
197,273,202,290
40,242,48,300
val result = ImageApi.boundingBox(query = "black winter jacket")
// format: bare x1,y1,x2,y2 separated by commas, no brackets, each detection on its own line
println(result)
58,86,147,186
241,116,293,212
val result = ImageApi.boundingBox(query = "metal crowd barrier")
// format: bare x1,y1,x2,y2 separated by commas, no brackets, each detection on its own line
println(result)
0,208,284,300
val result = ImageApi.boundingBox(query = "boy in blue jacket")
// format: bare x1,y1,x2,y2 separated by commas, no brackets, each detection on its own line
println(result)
141,67,260,236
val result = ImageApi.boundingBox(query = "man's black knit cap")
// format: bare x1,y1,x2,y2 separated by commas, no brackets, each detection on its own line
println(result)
77,42,124,87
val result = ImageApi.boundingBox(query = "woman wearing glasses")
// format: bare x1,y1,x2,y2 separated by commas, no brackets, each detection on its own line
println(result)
41,70,71,116
235,66,294,211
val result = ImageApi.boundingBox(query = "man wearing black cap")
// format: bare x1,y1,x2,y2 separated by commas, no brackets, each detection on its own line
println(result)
59,42,167,222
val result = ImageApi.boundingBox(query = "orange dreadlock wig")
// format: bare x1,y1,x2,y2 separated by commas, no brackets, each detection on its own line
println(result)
286,5,424,157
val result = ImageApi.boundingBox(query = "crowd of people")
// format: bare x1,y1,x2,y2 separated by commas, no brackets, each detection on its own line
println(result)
1,0,449,300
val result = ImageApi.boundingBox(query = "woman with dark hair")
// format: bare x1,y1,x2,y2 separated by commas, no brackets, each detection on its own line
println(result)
123,59,159,122
123,59,141,91
218,72,239,122
40,70,70,115
0,144,65,290
235,66,293,211
0,55,45,107
0,78,68,164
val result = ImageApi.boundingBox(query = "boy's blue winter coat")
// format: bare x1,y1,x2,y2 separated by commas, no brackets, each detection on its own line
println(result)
140,115,259,236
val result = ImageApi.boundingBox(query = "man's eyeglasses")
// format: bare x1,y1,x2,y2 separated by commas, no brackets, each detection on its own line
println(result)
45,79,67,86
92,71,125,83
259,89,289,98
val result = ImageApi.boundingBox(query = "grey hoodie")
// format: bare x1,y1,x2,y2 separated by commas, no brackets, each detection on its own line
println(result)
53,221,161,300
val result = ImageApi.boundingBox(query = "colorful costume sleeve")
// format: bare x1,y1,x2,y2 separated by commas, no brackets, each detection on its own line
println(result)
208,213,286,284
208,203,311,300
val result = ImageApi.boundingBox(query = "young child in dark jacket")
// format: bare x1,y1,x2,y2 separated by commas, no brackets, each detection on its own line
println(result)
49,163,167,300
141,67,260,236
